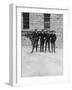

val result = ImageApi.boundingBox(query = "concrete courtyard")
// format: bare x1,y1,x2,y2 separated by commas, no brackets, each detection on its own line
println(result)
22,47,63,77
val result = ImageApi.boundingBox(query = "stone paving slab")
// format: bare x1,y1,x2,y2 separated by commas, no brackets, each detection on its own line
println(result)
21,47,63,77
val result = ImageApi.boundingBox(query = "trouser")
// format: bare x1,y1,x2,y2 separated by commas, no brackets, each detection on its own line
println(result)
45,40,50,52
32,40,38,52
40,40,44,52
51,42,55,53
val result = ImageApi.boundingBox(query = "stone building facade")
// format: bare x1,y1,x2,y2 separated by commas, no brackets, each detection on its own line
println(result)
21,13,63,48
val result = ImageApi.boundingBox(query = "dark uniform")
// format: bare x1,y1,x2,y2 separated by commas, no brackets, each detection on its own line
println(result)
45,32,50,52
50,31,56,53
31,30,39,53
40,31,45,52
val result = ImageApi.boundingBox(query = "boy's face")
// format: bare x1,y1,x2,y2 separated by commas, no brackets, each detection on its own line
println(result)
49,32,51,34
42,29,44,33
47,31,49,34
35,29,37,32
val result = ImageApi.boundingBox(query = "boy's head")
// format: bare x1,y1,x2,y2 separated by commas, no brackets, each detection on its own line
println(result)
35,29,37,32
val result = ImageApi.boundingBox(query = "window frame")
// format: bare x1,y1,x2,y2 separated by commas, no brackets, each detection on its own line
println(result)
22,12,29,29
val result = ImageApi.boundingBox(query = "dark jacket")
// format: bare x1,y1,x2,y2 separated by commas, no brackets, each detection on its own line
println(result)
32,31,39,41
45,33,50,42
40,32,45,42
50,34,56,43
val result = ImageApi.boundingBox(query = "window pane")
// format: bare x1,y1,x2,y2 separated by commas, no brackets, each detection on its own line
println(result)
44,14,50,29
22,12,29,29
44,14,50,17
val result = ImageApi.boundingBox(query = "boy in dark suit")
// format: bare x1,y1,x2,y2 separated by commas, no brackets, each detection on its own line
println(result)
50,31,57,53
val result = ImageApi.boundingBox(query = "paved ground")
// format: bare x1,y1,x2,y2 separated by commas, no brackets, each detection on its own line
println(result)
22,47,63,77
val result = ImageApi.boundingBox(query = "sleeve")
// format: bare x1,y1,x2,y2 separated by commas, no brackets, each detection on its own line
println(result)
32,32,35,38
55,34,57,41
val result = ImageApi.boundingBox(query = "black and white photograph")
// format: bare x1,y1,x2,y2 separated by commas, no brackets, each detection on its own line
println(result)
9,4,70,86
21,12,63,77
0,0,71,88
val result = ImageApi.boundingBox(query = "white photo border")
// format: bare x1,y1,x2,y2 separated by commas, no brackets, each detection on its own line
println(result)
10,4,70,86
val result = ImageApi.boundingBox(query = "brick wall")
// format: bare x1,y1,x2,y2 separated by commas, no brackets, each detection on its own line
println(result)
21,13,63,49
50,14,63,48
30,13,44,31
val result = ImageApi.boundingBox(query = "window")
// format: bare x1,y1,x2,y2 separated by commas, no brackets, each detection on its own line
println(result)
22,13,29,29
44,14,50,29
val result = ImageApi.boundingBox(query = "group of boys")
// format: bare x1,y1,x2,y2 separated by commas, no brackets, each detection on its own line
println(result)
31,29,57,53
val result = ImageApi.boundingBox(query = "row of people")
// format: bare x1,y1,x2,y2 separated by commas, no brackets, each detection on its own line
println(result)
31,29,57,53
